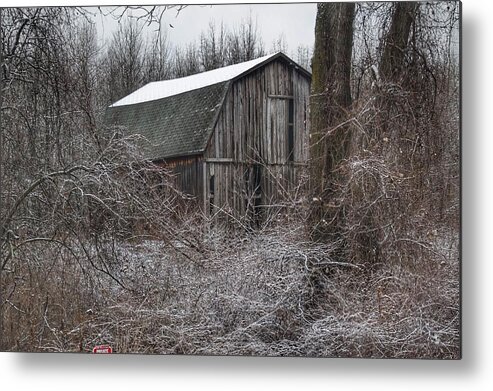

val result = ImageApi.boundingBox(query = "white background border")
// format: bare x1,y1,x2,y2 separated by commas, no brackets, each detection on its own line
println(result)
1,0,490,389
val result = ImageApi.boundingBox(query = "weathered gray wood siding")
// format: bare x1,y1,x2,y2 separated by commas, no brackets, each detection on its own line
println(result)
157,155,204,200
203,59,311,219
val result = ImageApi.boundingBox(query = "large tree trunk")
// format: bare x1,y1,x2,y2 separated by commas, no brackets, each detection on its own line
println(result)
376,2,418,139
309,2,355,240
380,2,419,82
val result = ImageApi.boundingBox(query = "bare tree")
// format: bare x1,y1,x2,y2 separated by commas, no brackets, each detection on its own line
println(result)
199,20,228,71
0,6,190,352
103,19,146,104
1,6,80,350
309,2,356,241
226,13,265,64
309,2,460,268
143,28,172,82
172,43,201,78
308,1,459,272
294,44,312,71
271,33,288,54
379,2,419,82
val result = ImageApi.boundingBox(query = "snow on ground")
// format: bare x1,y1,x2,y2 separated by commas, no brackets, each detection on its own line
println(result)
82,227,459,358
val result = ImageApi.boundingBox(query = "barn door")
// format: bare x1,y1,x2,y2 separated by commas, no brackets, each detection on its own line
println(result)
267,97,294,164
244,163,262,227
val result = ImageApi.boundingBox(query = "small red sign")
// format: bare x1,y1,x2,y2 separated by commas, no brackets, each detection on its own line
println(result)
92,344,113,354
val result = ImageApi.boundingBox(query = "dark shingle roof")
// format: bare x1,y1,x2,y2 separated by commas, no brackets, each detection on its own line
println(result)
105,81,229,160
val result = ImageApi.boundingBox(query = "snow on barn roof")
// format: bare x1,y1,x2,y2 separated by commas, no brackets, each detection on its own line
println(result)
110,52,278,107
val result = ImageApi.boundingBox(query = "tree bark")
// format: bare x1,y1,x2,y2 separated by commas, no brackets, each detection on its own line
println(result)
380,2,418,82
309,2,355,239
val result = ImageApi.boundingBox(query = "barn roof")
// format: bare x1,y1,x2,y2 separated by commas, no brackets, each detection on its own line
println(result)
105,52,310,160
111,53,278,107
105,81,229,160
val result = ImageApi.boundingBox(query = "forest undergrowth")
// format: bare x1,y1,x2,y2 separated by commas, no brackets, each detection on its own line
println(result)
2,213,459,358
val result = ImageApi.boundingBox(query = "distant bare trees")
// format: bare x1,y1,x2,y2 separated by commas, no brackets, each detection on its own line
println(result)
104,20,146,104
199,20,227,71
172,43,201,78
143,29,172,82
99,14,270,102
173,14,268,76
295,45,312,71
226,14,266,63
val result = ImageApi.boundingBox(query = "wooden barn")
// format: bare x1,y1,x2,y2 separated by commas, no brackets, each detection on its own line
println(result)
105,52,311,222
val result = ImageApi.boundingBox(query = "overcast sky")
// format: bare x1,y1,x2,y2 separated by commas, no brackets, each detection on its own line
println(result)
94,3,317,56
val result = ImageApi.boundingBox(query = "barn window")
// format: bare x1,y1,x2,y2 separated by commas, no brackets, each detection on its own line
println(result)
287,98,294,162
